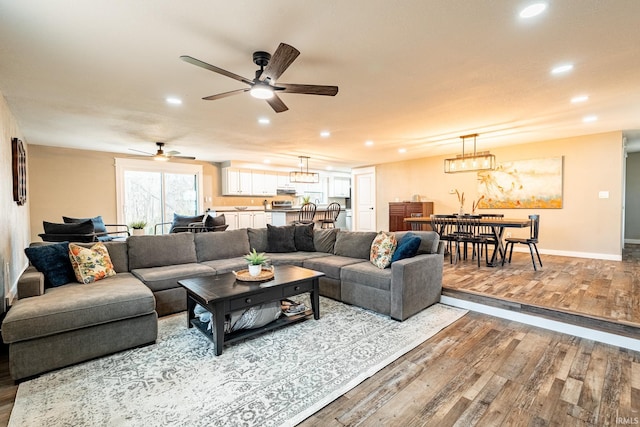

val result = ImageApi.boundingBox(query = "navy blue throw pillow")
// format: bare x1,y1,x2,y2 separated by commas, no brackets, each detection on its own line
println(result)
391,233,422,263
24,242,76,288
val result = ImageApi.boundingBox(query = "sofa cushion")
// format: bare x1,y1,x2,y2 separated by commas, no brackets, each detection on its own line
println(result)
199,257,248,274
370,232,397,269
264,251,330,267
68,243,116,284
341,261,392,291
334,231,378,260
170,213,205,233
131,263,215,292
247,228,268,253
314,228,339,253
391,232,422,263
294,223,315,252
303,255,366,280
24,242,75,288
128,233,197,269
267,224,296,253
195,229,251,262
1,273,155,343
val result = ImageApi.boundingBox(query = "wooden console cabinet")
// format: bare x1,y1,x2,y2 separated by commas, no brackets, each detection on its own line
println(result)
389,202,434,232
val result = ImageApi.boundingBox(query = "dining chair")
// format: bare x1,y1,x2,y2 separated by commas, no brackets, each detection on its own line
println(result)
477,213,505,263
430,214,457,263
502,214,542,270
293,202,317,226
320,202,341,228
452,216,486,266
409,213,423,231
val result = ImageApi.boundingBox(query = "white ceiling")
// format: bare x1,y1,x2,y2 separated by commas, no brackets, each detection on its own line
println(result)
1,1,640,170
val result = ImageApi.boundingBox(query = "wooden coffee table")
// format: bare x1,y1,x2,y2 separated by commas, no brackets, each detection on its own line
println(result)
178,265,324,355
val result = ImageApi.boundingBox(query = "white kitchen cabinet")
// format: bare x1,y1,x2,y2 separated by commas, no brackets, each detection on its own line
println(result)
224,212,239,230
222,168,252,195
237,211,267,229
251,171,277,196
330,176,351,197
277,173,292,188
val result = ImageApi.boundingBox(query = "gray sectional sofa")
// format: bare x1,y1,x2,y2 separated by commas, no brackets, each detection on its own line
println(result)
2,227,443,380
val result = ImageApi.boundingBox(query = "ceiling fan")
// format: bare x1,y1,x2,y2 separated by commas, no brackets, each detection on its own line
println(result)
180,42,338,113
129,142,196,161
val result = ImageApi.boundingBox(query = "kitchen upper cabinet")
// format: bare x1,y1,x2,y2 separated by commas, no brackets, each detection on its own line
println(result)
330,176,351,197
277,173,292,188
222,168,252,195
251,171,277,196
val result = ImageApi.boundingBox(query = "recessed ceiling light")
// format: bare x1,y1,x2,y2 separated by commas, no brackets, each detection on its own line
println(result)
583,115,598,123
258,118,270,125
551,64,574,75
326,166,333,170
166,97,182,105
263,159,271,164
398,148,407,154
320,131,331,138
365,140,374,146
571,95,589,103
520,3,547,18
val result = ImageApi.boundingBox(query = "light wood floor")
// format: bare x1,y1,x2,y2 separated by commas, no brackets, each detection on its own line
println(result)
1,248,639,426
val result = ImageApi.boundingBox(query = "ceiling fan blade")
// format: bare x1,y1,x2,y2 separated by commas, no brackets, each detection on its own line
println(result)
169,155,196,160
203,88,250,101
259,43,300,82
180,55,253,85
128,148,154,156
266,94,289,113
278,83,339,96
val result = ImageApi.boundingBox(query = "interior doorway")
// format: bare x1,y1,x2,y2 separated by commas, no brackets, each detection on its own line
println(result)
351,166,376,231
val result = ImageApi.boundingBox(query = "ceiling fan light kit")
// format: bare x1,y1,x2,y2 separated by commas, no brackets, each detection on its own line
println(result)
128,142,196,161
180,42,338,113
290,156,320,183
444,133,496,173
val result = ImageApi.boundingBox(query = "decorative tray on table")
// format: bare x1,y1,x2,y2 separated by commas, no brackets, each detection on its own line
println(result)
232,266,275,282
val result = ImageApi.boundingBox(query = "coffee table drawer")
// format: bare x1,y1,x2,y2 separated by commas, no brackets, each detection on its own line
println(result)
229,288,279,311
283,281,313,296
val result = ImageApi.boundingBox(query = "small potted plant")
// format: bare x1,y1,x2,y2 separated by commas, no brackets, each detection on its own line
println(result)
129,220,147,236
244,248,267,276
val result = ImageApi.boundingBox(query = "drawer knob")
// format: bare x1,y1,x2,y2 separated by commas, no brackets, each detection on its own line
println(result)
245,298,252,303
294,286,300,291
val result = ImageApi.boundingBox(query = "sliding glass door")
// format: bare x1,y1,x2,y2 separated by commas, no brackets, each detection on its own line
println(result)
115,159,203,234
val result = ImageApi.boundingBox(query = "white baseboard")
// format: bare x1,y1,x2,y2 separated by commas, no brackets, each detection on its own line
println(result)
441,295,640,352
625,239,640,244
509,246,622,261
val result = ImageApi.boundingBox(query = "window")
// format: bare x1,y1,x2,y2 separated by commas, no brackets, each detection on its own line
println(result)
115,159,203,234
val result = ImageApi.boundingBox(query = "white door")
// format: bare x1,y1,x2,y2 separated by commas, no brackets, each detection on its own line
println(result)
352,167,376,231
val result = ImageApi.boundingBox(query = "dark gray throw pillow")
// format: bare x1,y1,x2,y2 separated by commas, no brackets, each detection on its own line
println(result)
170,213,205,233
266,224,297,253
314,228,339,253
43,220,94,235
24,242,75,288
294,223,315,252
204,213,225,228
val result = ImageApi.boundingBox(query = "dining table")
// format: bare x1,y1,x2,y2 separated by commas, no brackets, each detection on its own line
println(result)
404,216,532,266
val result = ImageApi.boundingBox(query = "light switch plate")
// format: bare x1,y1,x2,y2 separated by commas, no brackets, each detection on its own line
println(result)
598,191,609,199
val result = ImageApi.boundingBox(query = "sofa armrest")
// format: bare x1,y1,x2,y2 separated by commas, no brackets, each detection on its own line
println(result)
390,253,443,321
17,266,45,299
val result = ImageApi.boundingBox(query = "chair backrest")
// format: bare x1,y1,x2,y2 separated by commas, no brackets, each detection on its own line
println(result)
324,202,341,221
529,214,540,241
455,216,481,237
299,203,317,223
430,214,456,238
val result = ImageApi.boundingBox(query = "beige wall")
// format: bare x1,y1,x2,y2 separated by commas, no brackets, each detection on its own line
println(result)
375,131,624,259
0,92,31,303
27,145,224,241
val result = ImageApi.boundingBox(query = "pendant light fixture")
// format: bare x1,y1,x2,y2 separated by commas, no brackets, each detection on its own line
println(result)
444,133,496,173
289,156,319,183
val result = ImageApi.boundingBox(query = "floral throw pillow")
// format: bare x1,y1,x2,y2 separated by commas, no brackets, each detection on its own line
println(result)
68,243,116,284
370,231,397,269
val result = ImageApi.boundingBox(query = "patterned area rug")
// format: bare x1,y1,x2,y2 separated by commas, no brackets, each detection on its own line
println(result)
9,298,467,427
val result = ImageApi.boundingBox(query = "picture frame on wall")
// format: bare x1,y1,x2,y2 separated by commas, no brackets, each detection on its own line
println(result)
12,137,27,206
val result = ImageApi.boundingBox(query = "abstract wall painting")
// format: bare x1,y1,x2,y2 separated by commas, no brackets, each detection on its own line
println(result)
477,157,563,209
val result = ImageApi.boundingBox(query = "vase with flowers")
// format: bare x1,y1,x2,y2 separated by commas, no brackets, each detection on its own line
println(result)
472,195,485,214
455,190,465,215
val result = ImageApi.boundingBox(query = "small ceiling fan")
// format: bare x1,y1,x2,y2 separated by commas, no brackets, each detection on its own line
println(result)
180,42,338,113
128,142,195,161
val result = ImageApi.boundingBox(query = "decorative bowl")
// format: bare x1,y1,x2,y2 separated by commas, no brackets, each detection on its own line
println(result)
234,206,248,210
